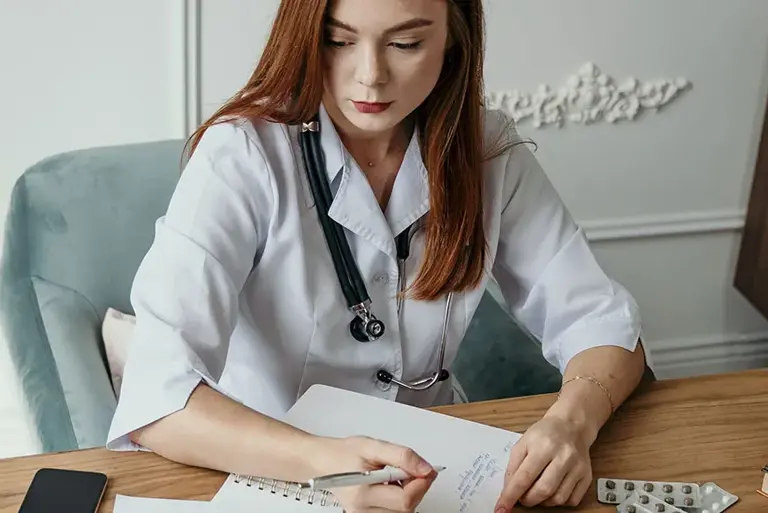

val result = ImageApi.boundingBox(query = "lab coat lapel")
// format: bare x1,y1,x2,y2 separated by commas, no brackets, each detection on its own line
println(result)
384,131,430,238
328,159,397,257
319,106,430,258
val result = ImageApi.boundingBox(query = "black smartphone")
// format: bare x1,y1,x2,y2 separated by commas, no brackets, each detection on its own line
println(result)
18,468,108,513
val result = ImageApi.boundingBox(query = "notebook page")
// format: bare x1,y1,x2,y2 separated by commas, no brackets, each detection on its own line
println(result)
284,385,522,512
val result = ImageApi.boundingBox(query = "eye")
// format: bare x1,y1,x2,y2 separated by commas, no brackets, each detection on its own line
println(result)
324,34,352,48
391,41,422,50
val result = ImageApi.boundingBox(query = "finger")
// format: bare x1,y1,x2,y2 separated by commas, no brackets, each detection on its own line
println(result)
494,452,548,512
566,475,592,507
363,475,435,511
519,455,571,508
503,441,527,486
541,469,581,507
361,439,434,478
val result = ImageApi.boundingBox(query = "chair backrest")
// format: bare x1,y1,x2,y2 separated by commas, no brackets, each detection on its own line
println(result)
6,139,185,315
453,282,562,402
0,139,184,452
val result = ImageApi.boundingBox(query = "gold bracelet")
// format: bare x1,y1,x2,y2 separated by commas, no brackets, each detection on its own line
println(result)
558,375,615,413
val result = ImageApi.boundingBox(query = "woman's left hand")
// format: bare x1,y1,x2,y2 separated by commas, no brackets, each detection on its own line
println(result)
493,414,594,510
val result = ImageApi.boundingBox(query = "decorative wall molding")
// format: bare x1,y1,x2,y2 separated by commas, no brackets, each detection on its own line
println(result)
183,0,202,136
581,209,746,242
486,63,692,128
649,331,768,380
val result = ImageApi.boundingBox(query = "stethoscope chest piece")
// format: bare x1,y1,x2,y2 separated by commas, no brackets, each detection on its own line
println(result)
349,303,385,342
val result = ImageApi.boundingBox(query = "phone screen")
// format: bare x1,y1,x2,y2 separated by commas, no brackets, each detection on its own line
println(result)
19,468,108,513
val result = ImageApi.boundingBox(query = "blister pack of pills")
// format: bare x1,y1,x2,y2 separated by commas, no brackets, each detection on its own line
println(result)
597,478,701,508
616,492,687,513
698,482,739,513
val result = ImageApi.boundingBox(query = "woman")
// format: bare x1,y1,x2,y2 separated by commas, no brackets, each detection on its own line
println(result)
107,0,650,511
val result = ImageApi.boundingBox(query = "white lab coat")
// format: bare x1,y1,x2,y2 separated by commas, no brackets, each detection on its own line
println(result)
106,104,642,451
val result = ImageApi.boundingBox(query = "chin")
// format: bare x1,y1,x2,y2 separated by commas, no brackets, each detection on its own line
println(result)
342,107,404,134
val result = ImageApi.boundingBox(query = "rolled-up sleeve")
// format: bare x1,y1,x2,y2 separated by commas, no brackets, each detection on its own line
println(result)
106,122,272,451
491,136,644,375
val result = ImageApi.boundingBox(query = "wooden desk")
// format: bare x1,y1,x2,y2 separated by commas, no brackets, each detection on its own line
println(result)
1,369,766,512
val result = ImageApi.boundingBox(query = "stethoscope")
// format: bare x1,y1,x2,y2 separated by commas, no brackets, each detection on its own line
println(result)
299,116,451,392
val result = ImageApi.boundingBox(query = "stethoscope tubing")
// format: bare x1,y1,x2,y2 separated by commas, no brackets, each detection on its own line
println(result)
384,291,453,391
299,116,451,391
300,121,369,307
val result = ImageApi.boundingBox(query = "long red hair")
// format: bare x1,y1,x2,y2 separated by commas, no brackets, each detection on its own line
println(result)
187,0,507,301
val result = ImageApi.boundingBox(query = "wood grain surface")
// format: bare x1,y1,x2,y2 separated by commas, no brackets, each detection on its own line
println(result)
1,368,766,512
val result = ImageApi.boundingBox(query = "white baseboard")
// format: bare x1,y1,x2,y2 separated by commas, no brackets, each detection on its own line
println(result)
649,331,768,379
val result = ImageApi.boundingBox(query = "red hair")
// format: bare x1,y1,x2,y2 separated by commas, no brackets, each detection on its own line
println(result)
187,0,508,301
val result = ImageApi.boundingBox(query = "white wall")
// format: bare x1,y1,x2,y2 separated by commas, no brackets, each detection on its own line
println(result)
0,0,188,457
483,0,768,376
197,0,768,377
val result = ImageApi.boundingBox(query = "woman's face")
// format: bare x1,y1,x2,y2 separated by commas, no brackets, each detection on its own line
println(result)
322,0,449,137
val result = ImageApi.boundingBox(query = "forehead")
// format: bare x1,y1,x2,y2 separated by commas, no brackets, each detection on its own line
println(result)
326,0,448,30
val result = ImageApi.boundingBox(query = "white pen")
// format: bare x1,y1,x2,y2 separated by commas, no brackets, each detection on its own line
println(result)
307,465,446,490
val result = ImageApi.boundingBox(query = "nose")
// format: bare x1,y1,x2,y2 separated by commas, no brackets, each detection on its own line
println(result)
355,44,388,87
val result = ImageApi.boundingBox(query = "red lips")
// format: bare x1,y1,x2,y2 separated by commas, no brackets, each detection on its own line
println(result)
352,101,392,114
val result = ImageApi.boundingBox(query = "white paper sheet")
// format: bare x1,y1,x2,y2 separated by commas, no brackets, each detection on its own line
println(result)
115,488,343,513
212,385,522,512
114,495,211,513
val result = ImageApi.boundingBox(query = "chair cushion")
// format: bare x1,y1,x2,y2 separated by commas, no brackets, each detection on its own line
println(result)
32,276,117,448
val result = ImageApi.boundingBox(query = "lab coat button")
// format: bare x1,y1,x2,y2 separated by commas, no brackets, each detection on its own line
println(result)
373,273,389,284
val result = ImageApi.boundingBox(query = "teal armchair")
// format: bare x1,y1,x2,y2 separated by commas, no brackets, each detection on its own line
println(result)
0,139,561,454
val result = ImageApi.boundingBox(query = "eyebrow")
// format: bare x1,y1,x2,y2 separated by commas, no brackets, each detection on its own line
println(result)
326,17,433,35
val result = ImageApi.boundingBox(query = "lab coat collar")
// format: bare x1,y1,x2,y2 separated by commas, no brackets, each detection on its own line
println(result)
318,104,429,258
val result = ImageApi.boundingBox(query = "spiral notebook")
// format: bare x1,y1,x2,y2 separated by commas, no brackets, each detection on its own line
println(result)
211,385,522,512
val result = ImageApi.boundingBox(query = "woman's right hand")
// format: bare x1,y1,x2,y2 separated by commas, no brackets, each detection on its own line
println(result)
310,435,438,512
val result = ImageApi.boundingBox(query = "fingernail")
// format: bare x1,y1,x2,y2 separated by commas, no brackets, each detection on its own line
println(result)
495,506,507,513
418,461,433,474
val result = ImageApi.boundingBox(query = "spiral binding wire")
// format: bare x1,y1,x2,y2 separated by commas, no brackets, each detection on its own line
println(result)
232,474,341,507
